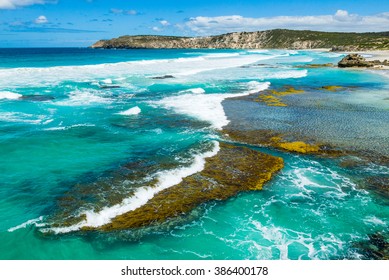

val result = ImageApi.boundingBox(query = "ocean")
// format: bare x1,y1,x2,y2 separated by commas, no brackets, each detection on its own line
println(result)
0,48,388,259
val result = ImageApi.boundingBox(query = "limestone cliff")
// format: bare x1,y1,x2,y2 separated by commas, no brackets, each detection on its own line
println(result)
91,29,389,50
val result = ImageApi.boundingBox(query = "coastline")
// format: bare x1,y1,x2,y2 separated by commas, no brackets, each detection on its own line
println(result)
304,48,389,69
337,49,389,69
307,48,389,60
1,47,388,260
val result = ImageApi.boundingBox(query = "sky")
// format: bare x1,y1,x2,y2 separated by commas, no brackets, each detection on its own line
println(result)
1,0,389,47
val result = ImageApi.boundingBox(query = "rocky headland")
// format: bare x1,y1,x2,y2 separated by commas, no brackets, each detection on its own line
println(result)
91,29,389,50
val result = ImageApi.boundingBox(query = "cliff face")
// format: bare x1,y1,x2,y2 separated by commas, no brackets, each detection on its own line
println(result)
91,29,389,50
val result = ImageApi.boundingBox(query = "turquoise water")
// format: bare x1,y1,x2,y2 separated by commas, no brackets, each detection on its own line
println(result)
0,48,388,259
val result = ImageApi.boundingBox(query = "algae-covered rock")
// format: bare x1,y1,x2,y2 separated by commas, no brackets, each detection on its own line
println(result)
278,141,320,154
97,143,284,231
296,63,334,68
223,129,341,156
255,86,305,107
321,86,343,91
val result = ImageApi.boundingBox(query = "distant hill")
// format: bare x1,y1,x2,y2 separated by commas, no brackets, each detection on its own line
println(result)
91,29,389,50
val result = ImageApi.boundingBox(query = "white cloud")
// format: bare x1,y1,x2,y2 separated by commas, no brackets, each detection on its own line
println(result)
35,15,48,24
110,8,123,14
126,10,137,15
110,8,138,15
0,0,53,9
160,20,170,26
152,26,161,32
186,10,389,34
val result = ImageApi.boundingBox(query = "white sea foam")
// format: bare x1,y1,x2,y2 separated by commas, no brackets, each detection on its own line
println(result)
192,68,308,82
8,216,45,232
250,220,345,260
0,52,296,87
44,123,95,131
204,53,240,58
117,106,141,115
363,216,386,226
0,112,46,124
55,89,112,106
247,50,270,54
0,91,22,100
170,54,272,76
180,88,205,94
320,52,343,58
156,81,270,130
101,78,113,84
44,141,220,234
374,70,389,80
265,70,308,79
246,81,267,93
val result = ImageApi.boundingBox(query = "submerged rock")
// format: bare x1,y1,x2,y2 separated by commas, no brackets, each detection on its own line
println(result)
94,143,283,231
151,75,175,79
363,176,389,199
19,95,55,101
321,85,344,91
353,232,389,260
99,85,121,89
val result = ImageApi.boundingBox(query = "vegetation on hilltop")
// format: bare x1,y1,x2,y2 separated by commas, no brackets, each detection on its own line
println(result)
91,29,389,50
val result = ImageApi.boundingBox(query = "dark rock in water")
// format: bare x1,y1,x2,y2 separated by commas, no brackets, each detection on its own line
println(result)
19,95,55,101
297,63,334,68
152,75,175,79
99,85,121,89
363,176,389,199
338,54,373,68
353,232,389,260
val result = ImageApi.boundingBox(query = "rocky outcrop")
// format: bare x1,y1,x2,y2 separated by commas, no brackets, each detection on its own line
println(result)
338,54,389,68
338,54,373,68
90,29,389,50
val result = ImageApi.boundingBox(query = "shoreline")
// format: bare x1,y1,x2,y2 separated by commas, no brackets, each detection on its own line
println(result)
305,48,389,70
342,50,389,69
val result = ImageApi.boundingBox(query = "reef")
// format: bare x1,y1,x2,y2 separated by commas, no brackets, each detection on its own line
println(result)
254,86,305,107
222,129,341,156
353,232,389,260
363,176,389,200
277,141,320,154
92,143,284,231
296,63,335,68
320,85,344,91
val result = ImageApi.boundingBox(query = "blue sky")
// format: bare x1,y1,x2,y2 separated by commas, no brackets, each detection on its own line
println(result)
1,0,389,47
